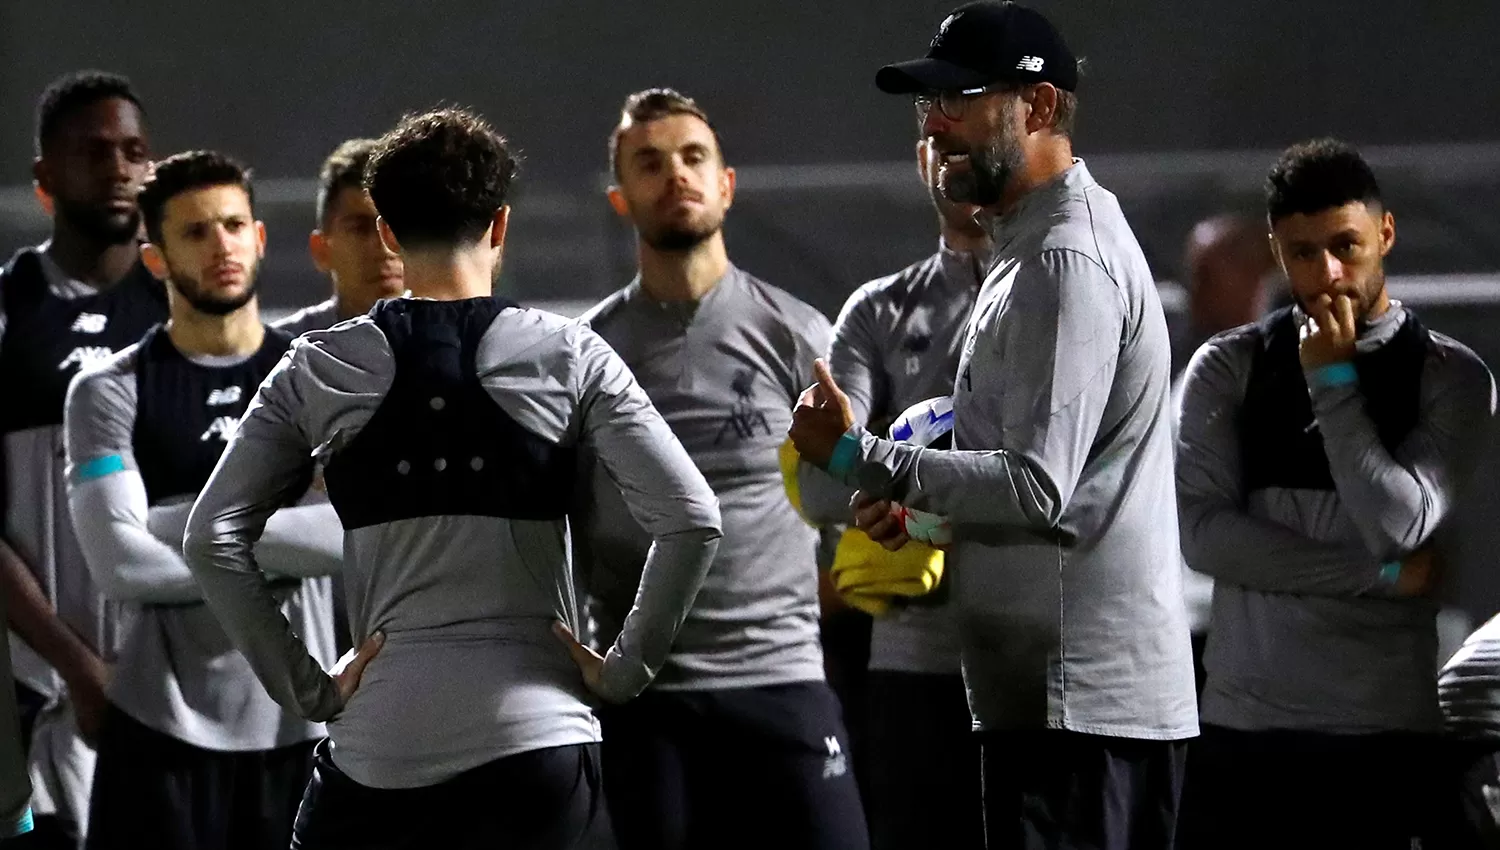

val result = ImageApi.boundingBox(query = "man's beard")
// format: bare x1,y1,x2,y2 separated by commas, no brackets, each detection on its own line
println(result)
942,121,1024,208
54,197,140,245
168,259,259,317
641,209,724,253
1293,267,1386,323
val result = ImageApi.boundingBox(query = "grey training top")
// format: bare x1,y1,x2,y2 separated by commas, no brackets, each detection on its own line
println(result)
576,266,831,690
183,301,720,788
1178,304,1495,734
799,242,985,675
64,341,342,751
1440,613,1500,740
270,296,340,338
837,162,1200,739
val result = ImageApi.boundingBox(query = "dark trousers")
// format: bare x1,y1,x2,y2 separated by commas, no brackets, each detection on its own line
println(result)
822,608,874,802
1177,723,1438,850
85,704,313,850
292,739,607,850
980,729,1187,850
866,671,983,850
601,682,870,850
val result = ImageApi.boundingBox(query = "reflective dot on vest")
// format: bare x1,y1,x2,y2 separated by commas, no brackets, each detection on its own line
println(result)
396,460,410,475
433,457,448,472
470,457,484,472
430,397,446,411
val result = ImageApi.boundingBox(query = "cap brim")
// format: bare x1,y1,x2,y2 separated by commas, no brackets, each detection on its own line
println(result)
875,58,996,94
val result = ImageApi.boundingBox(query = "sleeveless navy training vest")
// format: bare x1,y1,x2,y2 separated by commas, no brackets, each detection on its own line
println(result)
132,325,293,505
0,247,168,434
1239,305,1428,493
322,297,576,530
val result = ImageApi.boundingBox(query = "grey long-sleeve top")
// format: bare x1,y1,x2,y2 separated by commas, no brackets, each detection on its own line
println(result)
64,343,341,751
832,162,1199,739
183,303,720,788
798,243,984,674
1177,304,1495,733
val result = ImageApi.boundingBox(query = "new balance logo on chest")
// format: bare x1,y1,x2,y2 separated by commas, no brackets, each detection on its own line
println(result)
70,313,108,334
57,346,113,372
206,386,243,407
199,415,239,442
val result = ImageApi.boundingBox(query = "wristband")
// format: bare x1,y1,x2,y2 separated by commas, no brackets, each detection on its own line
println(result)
826,431,862,481
1378,561,1402,586
1309,362,1358,390
3,807,33,838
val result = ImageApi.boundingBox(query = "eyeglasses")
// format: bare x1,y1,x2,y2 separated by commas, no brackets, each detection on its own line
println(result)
913,84,1009,123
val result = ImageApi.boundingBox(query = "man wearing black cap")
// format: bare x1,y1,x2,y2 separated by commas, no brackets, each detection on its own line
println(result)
790,3,1198,848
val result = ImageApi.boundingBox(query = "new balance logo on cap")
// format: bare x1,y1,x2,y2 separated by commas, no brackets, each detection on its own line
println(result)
200,416,239,442
1016,55,1045,72
70,313,108,334
207,386,243,407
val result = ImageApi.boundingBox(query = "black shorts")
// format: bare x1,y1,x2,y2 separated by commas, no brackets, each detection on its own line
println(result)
866,671,983,850
600,681,870,850
85,704,314,850
291,739,608,850
1176,724,1437,850
980,728,1187,850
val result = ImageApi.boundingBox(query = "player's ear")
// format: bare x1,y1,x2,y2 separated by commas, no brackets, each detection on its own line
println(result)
309,230,331,274
376,217,401,255
140,242,169,281
490,206,510,250
607,185,630,218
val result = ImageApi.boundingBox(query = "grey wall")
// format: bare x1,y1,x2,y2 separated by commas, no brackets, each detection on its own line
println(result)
4,1,1498,182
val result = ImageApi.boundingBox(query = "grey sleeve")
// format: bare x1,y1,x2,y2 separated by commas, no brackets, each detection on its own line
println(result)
799,289,880,526
1309,338,1497,560
183,353,344,722
1175,336,1385,597
64,361,205,604
846,250,1122,530
254,504,343,578
573,328,721,702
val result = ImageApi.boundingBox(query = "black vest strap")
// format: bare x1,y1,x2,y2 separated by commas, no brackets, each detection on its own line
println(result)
1239,306,1427,493
322,297,577,530
0,248,168,433
132,325,293,504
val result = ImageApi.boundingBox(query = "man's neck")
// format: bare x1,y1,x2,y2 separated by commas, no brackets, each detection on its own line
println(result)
636,233,730,302
167,302,264,358
988,138,1076,218
940,221,992,258
400,248,494,302
333,289,377,321
46,220,138,286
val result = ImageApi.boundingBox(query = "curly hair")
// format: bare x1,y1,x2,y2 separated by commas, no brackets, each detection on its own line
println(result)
365,108,518,249
609,88,723,178
315,138,379,227
138,150,254,246
1266,138,1382,223
35,70,145,155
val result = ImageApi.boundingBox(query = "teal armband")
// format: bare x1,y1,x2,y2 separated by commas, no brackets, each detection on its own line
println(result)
1309,362,1358,389
76,454,125,482
826,431,861,481
1378,561,1402,586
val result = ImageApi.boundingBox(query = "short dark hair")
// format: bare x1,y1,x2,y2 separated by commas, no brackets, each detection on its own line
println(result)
365,108,518,249
138,151,255,245
35,70,145,155
609,88,723,178
1052,88,1078,138
1266,138,1382,223
315,138,379,226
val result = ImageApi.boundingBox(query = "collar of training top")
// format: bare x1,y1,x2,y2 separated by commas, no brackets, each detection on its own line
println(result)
987,157,1091,244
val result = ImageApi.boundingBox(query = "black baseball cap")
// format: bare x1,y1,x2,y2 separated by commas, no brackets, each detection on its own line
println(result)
876,1,1078,95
